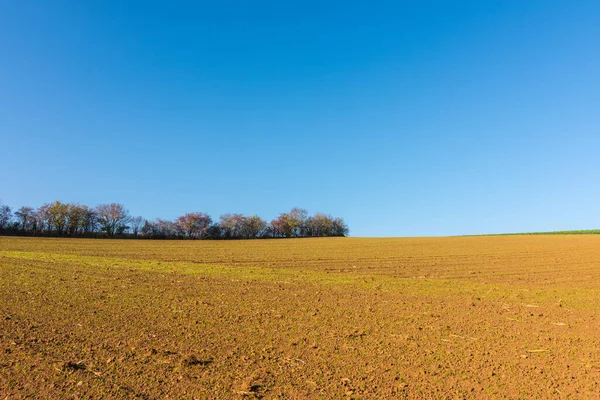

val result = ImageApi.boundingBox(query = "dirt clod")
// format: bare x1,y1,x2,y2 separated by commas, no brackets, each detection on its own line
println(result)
61,361,86,371
182,355,212,367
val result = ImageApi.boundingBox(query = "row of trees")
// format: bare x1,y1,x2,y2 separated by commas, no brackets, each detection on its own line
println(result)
0,201,349,239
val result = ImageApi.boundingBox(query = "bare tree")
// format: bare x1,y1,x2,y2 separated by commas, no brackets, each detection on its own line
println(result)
331,217,349,237
96,203,130,236
82,207,98,233
241,215,266,238
43,201,69,235
15,206,34,230
0,202,12,229
129,216,144,236
67,203,89,235
270,214,289,237
141,220,154,237
270,208,307,238
154,219,175,238
36,203,51,233
175,212,212,238
288,208,307,237
305,213,349,237
218,213,236,239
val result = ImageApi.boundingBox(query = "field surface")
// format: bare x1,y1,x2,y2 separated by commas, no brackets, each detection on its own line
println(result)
3,236,600,398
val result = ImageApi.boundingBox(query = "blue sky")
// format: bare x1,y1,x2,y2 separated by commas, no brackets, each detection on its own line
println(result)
1,1,599,236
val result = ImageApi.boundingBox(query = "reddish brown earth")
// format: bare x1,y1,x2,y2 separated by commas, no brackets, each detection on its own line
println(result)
2,236,600,398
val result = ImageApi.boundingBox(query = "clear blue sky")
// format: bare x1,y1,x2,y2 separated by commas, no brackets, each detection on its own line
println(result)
1,1,599,236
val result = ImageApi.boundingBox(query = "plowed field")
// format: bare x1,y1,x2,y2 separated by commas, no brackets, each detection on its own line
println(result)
2,236,600,398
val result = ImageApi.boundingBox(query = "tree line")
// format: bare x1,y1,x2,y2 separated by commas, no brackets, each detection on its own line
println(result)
0,200,349,239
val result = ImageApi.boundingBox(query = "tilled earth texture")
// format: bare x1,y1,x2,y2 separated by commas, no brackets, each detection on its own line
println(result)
2,236,600,399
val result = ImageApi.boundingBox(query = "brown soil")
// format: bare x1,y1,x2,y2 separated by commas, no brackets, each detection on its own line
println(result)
2,236,600,398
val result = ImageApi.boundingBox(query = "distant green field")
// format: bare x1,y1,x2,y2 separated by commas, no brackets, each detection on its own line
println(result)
473,229,600,236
